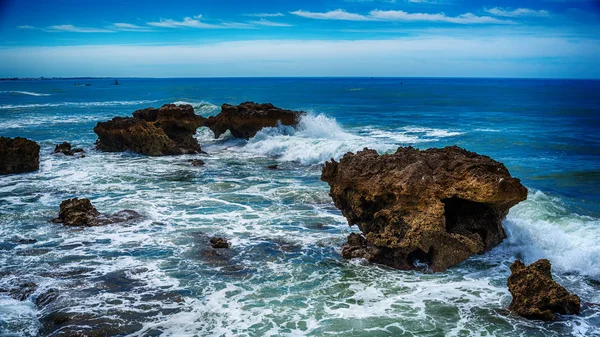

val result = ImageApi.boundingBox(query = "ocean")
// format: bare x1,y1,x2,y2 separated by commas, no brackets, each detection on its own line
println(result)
0,78,599,336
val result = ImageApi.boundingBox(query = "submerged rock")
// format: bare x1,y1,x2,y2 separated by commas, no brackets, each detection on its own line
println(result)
94,104,205,156
189,159,205,166
507,259,581,321
52,198,142,227
52,142,85,157
210,236,230,249
0,137,40,175
321,146,528,272
0,282,37,301
204,102,304,139
267,164,279,170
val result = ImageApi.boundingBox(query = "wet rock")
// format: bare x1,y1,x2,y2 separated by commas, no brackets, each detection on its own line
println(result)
204,102,304,139
40,311,143,337
189,159,205,166
94,104,205,156
35,288,58,308
52,142,85,157
507,259,581,321
210,236,230,249
267,164,279,170
321,146,528,272
17,238,37,244
52,198,101,226
0,137,40,175
0,282,38,301
52,198,142,227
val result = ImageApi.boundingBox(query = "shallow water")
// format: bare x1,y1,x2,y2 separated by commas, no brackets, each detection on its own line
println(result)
0,78,599,336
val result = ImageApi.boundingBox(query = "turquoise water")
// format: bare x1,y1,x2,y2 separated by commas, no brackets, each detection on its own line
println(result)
0,78,599,336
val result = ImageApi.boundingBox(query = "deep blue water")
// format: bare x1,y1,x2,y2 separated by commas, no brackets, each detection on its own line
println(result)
0,78,599,336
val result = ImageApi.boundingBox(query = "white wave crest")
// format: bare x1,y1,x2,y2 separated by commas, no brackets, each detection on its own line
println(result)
0,100,158,109
237,114,398,165
171,101,219,115
229,114,465,165
0,90,51,96
504,189,600,279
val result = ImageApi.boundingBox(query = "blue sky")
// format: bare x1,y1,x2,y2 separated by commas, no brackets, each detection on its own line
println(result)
0,0,599,78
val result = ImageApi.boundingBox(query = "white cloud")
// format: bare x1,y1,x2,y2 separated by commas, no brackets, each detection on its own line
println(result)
244,13,285,17
109,23,155,32
290,9,371,21
147,15,251,29
147,15,224,29
17,25,35,29
44,25,114,33
486,8,550,18
291,9,514,24
2,37,598,78
249,19,292,27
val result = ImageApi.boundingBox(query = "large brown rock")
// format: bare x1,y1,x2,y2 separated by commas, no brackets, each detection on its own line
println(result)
0,137,40,175
52,198,142,227
321,146,528,272
94,104,205,156
204,102,304,139
508,259,581,321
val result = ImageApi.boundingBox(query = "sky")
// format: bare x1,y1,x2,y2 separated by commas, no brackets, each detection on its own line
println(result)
0,0,599,78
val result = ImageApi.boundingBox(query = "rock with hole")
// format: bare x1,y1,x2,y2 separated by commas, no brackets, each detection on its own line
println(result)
321,146,528,272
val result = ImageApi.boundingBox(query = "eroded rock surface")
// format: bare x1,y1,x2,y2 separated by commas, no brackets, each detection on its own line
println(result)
204,102,304,139
0,137,40,175
94,104,205,156
507,259,581,321
53,142,85,157
321,146,528,272
52,198,142,227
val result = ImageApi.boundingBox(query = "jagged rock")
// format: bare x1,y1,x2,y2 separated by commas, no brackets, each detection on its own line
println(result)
52,142,85,157
0,137,40,175
52,198,142,227
94,104,205,156
52,198,101,226
210,237,230,249
189,159,205,166
267,164,279,170
204,102,304,139
508,259,581,321
321,146,528,272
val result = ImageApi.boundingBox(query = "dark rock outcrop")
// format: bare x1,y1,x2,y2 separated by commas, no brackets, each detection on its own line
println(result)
94,104,205,156
267,164,279,170
210,237,230,249
189,159,205,167
52,198,142,227
0,282,37,301
321,146,528,272
0,137,40,175
204,102,304,139
507,259,581,321
52,142,84,157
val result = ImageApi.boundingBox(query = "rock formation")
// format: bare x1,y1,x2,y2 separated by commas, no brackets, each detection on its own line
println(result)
53,142,85,157
94,104,205,156
321,146,528,272
204,102,304,139
0,137,40,175
52,198,141,227
507,259,581,321
210,237,230,249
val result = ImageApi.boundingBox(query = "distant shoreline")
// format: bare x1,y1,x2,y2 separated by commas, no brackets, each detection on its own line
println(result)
2,76,599,81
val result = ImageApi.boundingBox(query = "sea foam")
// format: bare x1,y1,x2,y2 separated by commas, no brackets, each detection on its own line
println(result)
504,189,600,279
0,90,50,97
